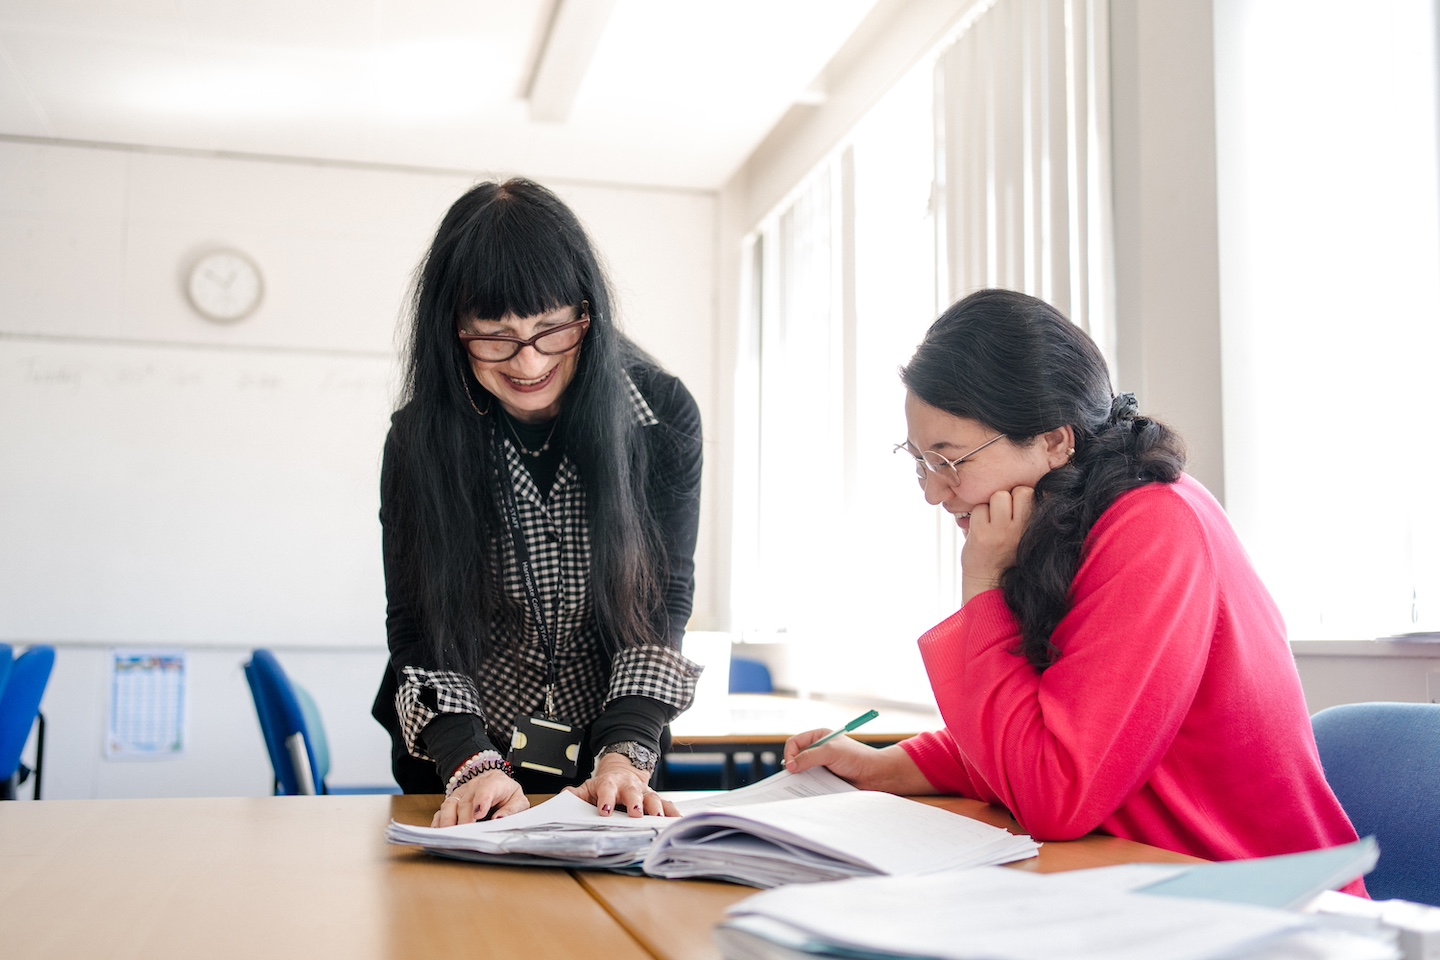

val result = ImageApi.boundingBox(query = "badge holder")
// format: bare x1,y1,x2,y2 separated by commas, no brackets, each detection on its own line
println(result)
509,707,583,779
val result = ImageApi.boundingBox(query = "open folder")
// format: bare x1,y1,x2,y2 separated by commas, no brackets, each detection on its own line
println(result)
385,766,1039,886
645,789,1040,887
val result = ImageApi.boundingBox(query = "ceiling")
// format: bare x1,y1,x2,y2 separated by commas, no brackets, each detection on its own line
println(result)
0,0,883,190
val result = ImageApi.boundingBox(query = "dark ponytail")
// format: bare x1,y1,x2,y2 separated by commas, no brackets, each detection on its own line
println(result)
901,289,1187,671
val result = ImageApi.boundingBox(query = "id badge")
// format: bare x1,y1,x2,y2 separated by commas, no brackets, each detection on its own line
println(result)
508,713,584,780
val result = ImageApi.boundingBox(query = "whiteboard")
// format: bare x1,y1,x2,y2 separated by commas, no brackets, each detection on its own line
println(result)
0,337,398,648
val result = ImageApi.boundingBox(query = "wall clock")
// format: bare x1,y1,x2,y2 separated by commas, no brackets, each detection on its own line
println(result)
186,249,264,322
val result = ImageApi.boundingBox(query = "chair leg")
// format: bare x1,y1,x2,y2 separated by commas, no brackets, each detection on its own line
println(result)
2,713,45,801
32,713,44,801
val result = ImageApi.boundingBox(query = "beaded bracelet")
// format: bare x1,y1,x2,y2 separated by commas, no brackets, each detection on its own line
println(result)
444,750,513,797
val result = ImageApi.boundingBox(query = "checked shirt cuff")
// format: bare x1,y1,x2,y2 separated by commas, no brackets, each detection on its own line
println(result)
606,644,702,716
396,665,485,760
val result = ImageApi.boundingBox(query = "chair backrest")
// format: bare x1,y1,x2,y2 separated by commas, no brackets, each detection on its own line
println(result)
243,649,322,795
0,644,13,705
0,645,57,781
728,656,774,694
291,682,331,787
1311,701,1440,905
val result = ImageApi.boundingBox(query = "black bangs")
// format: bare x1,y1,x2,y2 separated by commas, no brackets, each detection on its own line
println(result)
439,181,589,323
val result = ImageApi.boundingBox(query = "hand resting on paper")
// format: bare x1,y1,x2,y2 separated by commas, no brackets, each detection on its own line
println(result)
781,732,937,796
432,769,530,827
566,752,680,818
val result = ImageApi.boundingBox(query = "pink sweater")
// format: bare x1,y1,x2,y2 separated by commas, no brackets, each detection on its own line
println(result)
901,475,1365,892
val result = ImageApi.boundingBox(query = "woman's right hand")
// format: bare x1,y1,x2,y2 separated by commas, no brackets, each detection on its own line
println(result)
781,730,935,795
431,769,529,826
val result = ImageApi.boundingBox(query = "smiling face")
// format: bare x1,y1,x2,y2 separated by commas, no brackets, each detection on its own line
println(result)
461,304,585,423
903,391,1071,534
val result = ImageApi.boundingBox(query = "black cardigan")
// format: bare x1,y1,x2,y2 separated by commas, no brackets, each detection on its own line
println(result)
371,359,703,791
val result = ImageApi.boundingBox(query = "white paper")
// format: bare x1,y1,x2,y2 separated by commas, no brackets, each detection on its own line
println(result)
387,789,668,864
672,765,856,813
387,766,1037,884
647,789,1039,887
722,869,1311,960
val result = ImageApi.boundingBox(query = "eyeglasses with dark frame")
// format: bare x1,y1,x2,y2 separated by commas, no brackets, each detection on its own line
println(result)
893,433,1007,484
457,302,590,363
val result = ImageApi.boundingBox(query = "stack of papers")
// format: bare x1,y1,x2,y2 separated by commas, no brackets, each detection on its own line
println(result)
714,839,1389,960
386,765,1039,886
645,790,1040,887
385,790,667,867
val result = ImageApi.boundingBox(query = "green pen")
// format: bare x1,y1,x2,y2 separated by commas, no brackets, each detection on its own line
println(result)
799,709,880,754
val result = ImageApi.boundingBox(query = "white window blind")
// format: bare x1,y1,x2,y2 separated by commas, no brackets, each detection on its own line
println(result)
935,0,1116,359
733,67,943,702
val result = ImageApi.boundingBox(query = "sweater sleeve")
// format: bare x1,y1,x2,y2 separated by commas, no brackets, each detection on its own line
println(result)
899,729,985,798
636,364,703,648
920,484,1218,841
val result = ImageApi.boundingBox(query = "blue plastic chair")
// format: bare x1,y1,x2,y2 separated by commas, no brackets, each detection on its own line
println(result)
0,645,56,800
243,648,398,796
0,644,15,784
1311,701,1440,905
0,644,13,702
728,656,774,694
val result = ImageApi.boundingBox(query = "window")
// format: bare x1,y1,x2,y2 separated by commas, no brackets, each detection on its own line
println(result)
732,0,1118,701
733,66,942,703
1214,0,1440,639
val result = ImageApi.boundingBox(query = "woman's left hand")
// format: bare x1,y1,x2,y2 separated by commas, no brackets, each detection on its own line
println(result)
961,485,1035,604
567,752,679,818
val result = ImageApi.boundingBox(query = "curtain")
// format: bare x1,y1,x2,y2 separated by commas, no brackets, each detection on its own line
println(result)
736,163,845,638
936,0,1116,360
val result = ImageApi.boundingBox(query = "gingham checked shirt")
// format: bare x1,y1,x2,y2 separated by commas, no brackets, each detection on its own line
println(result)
388,365,702,764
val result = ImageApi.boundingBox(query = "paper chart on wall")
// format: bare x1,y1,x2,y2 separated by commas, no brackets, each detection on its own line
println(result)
106,649,186,758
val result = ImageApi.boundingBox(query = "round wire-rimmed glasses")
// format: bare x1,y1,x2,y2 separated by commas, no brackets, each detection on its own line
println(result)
458,304,590,362
893,432,1007,484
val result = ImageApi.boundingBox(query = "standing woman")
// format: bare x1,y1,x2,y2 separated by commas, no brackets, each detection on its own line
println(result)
373,178,702,826
785,289,1363,889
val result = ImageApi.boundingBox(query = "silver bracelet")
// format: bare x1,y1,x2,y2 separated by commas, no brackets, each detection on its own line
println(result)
444,750,512,797
595,740,659,774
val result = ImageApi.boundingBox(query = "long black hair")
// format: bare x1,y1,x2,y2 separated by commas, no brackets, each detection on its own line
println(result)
901,289,1187,671
388,178,663,674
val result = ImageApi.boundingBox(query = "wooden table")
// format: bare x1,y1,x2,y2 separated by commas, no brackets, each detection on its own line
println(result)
0,794,648,960
0,793,1200,960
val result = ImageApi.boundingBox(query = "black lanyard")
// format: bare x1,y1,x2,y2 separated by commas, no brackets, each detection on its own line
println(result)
491,419,560,719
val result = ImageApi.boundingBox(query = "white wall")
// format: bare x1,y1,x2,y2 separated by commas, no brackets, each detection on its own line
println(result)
0,138,718,798
1292,643,1440,714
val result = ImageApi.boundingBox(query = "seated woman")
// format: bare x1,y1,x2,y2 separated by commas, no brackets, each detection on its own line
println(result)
784,288,1364,892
